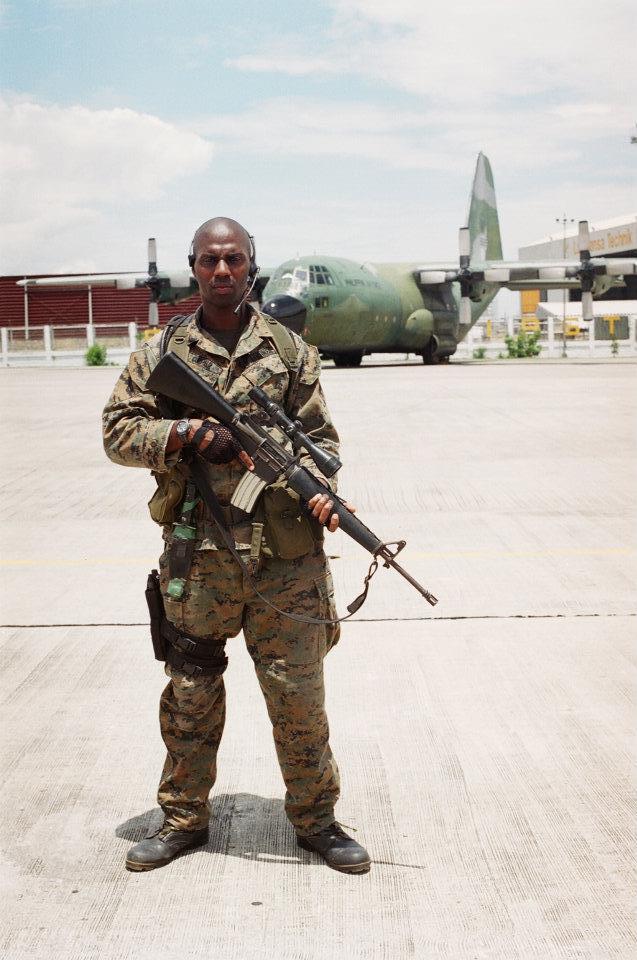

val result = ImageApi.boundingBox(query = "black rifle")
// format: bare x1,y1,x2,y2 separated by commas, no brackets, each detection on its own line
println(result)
147,352,437,609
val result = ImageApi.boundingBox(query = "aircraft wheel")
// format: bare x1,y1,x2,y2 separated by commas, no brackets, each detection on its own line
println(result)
421,347,440,365
333,351,363,368
421,339,441,365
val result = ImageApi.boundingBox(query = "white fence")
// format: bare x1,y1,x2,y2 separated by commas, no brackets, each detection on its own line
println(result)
0,323,139,367
455,313,637,359
1,316,636,367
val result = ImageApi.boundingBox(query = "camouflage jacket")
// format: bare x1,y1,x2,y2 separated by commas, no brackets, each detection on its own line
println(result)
102,306,339,543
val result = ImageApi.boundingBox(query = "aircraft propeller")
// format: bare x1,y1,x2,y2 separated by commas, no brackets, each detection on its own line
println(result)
419,218,637,326
458,227,473,326
578,220,594,323
145,237,161,327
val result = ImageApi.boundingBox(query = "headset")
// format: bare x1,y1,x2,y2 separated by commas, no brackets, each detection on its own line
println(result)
188,229,259,313
188,232,258,281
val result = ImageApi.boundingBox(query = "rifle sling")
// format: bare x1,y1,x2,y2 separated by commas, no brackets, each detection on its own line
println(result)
187,458,373,626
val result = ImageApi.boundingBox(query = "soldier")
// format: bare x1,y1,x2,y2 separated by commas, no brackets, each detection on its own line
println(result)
102,217,370,874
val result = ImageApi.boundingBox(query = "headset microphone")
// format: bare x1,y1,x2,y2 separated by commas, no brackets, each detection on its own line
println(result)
234,265,261,315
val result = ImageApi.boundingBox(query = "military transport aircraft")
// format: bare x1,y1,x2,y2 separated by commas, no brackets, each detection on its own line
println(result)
18,154,637,365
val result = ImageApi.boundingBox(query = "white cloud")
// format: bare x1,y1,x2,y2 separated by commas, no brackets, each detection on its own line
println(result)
192,98,450,170
332,0,633,104
0,94,214,272
191,95,634,176
227,1,635,129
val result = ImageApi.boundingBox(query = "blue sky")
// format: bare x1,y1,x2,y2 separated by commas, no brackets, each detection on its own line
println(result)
1,0,634,317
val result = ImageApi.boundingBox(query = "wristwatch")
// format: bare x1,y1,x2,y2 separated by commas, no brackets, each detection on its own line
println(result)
175,418,191,445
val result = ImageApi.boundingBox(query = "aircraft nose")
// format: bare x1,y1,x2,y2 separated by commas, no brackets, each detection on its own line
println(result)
260,294,307,334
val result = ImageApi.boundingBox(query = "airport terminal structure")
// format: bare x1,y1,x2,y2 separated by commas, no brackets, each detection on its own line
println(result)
518,213,637,322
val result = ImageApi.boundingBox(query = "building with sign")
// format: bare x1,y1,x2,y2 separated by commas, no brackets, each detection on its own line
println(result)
518,214,637,319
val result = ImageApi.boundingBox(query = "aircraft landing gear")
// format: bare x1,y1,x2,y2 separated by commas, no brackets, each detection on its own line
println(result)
333,351,363,368
421,342,440,365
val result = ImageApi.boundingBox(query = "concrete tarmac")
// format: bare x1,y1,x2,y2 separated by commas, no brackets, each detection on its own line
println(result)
1,358,635,959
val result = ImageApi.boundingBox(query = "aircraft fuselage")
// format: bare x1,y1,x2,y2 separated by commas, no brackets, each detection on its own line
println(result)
260,255,491,364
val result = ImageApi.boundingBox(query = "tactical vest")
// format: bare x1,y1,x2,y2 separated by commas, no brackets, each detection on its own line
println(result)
159,310,302,387
148,310,322,563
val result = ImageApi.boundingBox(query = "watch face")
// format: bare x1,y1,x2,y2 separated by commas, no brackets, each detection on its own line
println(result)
176,419,189,440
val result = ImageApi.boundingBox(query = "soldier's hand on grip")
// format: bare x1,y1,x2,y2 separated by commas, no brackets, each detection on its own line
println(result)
190,418,254,470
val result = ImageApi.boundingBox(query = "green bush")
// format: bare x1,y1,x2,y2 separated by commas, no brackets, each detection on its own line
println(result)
85,343,108,366
504,331,541,358
472,346,487,360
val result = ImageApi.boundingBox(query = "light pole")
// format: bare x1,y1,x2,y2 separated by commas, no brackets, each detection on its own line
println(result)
556,215,574,358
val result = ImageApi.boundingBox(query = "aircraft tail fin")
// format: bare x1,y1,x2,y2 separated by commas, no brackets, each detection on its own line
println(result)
467,153,502,262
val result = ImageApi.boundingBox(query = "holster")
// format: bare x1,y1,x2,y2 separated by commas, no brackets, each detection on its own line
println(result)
145,568,228,677
145,569,168,661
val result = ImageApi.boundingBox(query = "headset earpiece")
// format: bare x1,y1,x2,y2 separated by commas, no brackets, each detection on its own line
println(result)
247,234,257,280
187,229,258,277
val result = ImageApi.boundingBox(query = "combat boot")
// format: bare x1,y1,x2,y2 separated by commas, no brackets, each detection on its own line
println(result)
297,822,371,874
125,825,208,872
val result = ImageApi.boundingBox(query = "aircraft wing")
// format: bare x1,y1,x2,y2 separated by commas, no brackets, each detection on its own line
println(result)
418,257,637,290
415,219,637,322
17,272,146,290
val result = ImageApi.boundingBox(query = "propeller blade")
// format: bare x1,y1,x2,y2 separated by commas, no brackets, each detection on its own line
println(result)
578,221,590,261
459,297,472,326
149,300,159,327
581,290,593,322
459,227,471,265
148,237,158,276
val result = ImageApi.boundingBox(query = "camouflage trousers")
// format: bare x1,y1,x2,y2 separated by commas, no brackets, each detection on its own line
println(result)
157,543,340,837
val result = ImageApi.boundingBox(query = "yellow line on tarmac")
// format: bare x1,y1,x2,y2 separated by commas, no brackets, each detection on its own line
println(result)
406,547,633,560
0,547,632,568
0,557,154,567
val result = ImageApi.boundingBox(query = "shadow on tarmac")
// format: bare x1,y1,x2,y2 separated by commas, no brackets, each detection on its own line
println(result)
115,793,426,870
116,793,312,865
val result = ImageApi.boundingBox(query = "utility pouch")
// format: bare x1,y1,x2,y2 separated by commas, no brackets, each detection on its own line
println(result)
167,521,197,599
260,482,323,560
145,569,168,661
148,467,187,525
166,481,200,599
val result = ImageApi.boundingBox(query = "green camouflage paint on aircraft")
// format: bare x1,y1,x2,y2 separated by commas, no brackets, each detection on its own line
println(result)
19,153,637,361
259,152,502,365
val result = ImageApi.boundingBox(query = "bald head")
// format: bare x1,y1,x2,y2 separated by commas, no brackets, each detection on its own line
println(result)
191,217,253,262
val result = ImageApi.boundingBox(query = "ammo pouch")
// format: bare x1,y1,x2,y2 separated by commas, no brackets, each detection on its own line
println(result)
258,481,323,560
148,465,188,525
145,569,228,677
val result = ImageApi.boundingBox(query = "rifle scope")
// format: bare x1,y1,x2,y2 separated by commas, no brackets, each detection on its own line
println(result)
248,385,342,479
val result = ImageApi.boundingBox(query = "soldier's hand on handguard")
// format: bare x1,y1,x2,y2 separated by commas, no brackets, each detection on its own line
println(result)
307,492,356,533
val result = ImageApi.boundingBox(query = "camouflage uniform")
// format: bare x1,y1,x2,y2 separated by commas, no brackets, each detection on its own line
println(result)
103,306,341,836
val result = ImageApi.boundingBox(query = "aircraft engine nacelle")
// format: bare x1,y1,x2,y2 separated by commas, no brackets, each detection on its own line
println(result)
591,275,616,298
159,272,199,304
396,308,434,350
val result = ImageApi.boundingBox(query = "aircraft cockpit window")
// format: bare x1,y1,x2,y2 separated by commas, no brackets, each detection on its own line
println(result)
293,268,308,282
309,265,334,286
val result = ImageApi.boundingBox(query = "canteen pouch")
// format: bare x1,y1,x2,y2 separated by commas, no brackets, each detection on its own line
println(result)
148,467,187,525
260,482,323,560
145,569,168,662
